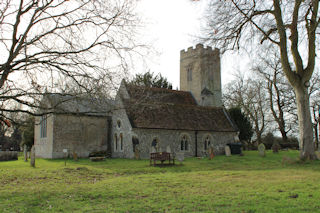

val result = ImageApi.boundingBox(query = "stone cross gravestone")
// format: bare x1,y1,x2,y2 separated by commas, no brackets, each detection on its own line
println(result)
30,145,35,167
225,145,231,157
176,152,184,164
258,143,266,157
24,144,28,162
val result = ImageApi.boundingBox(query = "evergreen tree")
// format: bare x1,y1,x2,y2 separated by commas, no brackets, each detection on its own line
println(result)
228,107,253,142
130,71,173,89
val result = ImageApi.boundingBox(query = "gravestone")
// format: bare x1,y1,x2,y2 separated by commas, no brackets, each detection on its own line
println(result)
24,144,28,162
150,146,156,153
225,145,231,157
258,143,266,157
73,151,78,161
272,142,281,153
315,151,320,160
176,152,184,164
209,146,215,160
134,145,140,160
166,145,171,153
30,145,35,167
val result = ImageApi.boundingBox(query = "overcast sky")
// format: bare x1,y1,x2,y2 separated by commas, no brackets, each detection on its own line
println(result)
136,0,250,89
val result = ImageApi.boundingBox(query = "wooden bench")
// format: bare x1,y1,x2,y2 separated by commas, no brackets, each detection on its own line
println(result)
90,156,105,162
150,152,175,166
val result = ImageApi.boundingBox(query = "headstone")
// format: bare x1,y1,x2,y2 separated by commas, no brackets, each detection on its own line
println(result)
176,152,184,164
209,146,214,160
315,151,320,160
272,142,281,153
24,144,28,162
225,145,231,157
30,145,35,167
150,146,156,153
73,151,78,161
258,143,266,157
134,145,140,160
166,145,171,153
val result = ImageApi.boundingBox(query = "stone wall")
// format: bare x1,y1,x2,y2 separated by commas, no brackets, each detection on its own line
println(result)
180,44,222,107
111,123,236,159
111,96,134,159
52,114,109,158
34,114,54,158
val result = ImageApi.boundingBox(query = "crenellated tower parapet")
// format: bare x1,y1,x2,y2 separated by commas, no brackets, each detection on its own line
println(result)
180,43,222,107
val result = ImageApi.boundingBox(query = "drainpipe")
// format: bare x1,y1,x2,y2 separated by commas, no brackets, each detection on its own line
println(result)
195,131,198,157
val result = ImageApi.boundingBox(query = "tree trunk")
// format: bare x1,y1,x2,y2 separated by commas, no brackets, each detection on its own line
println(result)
295,85,316,160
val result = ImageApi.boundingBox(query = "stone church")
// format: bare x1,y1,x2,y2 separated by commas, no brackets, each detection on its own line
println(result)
34,44,238,159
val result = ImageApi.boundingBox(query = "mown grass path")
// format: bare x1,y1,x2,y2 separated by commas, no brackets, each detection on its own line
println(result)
1,150,320,212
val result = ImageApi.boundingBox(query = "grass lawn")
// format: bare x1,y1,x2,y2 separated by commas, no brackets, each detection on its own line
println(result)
1,150,320,212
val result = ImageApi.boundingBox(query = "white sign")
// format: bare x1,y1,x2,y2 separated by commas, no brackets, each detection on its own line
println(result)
63,149,68,153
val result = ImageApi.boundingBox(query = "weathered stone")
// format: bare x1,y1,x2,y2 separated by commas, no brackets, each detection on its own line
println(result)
180,44,222,107
134,145,140,160
176,152,184,163
166,145,171,153
315,151,320,160
150,146,156,153
225,145,231,157
272,142,281,153
258,143,266,157
24,144,28,162
73,151,78,161
34,114,109,158
30,146,35,167
208,146,215,160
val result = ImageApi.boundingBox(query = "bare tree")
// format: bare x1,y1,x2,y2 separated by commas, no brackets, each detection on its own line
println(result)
252,47,297,143
203,0,320,159
0,0,143,121
224,74,268,144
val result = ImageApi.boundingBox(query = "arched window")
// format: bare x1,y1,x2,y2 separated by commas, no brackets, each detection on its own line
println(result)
40,115,47,138
180,135,189,151
117,120,121,129
114,134,118,151
120,133,123,151
151,137,159,152
204,136,211,150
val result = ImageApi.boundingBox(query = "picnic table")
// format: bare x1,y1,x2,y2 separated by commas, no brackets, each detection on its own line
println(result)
150,152,175,166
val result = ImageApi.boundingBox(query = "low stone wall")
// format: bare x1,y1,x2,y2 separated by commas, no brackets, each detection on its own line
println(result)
0,151,18,161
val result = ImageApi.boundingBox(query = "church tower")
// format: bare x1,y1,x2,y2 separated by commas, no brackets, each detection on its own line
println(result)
180,44,222,107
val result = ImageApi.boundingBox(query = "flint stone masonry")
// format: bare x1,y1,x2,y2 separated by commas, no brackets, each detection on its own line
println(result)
111,127,236,159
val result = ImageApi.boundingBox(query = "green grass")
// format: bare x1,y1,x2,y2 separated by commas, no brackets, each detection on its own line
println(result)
1,150,320,212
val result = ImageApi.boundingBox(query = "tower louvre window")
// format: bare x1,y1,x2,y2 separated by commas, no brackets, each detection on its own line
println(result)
187,67,192,81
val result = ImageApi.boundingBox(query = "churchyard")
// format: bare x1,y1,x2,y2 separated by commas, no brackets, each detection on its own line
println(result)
1,150,320,212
